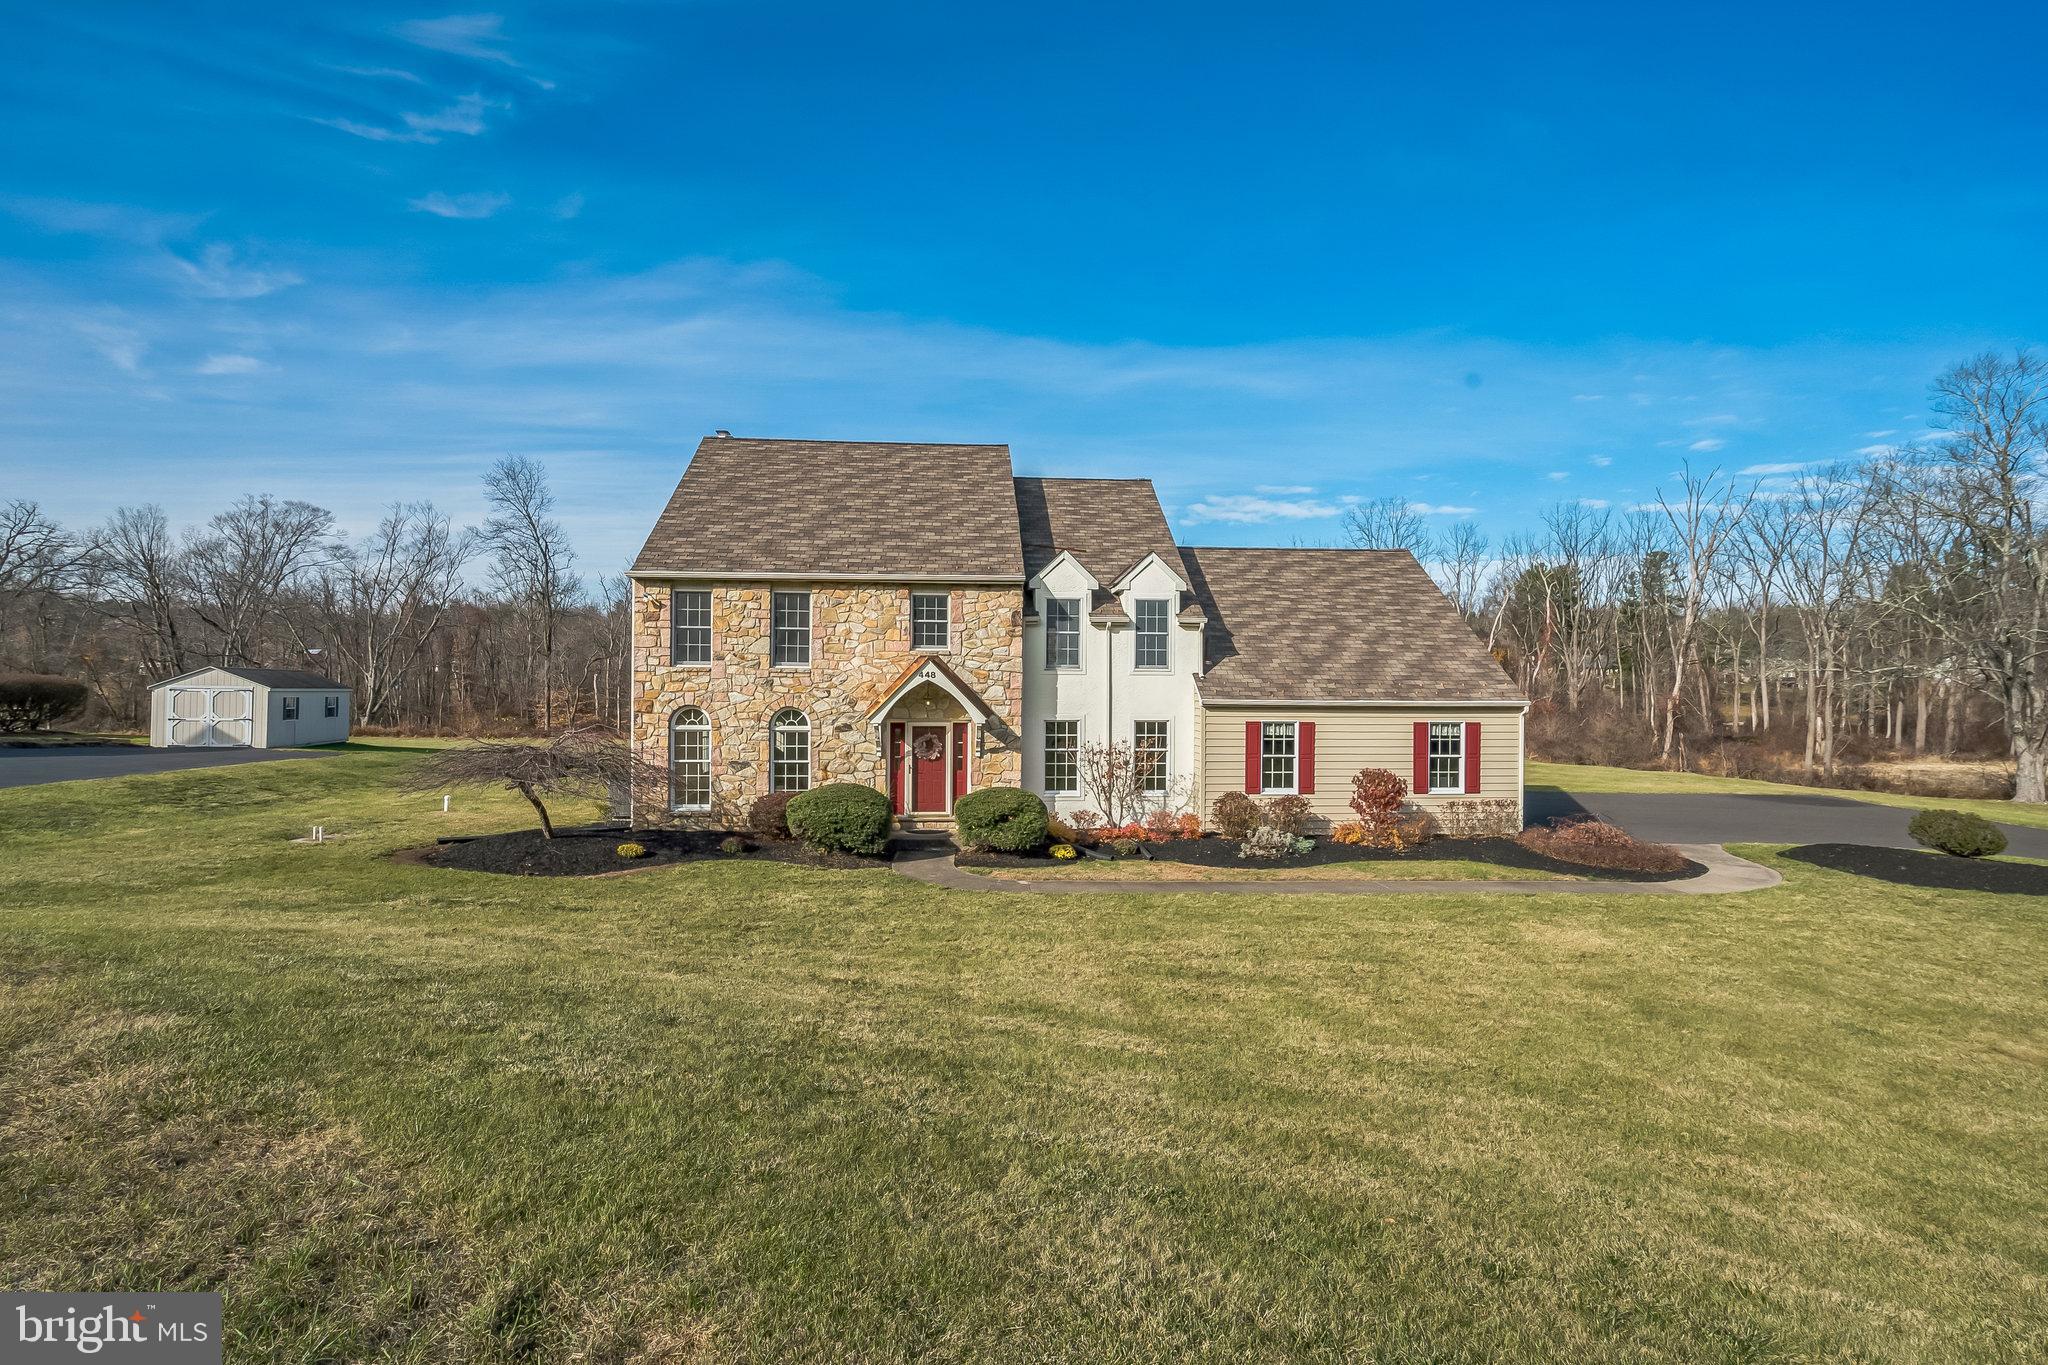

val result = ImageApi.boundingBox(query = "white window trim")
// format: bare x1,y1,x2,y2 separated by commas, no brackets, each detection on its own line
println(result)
670,707,713,812
281,695,299,720
771,589,812,670
1043,717,1081,795
1259,720,1298,796
1045,596,1082,670
1132,598,1172,671
671,587,713,668
1134,719,1170,794
770,708,812,792
1427,721,1467,795
910,591,951,652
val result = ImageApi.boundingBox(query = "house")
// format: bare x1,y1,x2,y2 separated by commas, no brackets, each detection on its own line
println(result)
149,666,352,749
628,436,1526,830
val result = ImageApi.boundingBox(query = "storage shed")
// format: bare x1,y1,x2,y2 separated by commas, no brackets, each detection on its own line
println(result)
148,666,352,749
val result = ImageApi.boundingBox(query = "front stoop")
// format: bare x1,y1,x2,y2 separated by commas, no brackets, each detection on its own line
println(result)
896,814,957,834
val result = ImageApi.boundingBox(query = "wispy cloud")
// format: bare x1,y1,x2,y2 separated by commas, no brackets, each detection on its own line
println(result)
1577,498,1610,509
333,65,424,84
1588,454,1613,466
1736,460,1815,475
1255,483,1313,495
196,354,267,375
550,191,585,221
1408,501,1476,516
1688,437,1726,452
3,195,203,245
1545,470,1568,480
1185,494,1339,524
73,318,147,374
1855,443,1899,457
403,92,503,137
408,191,510,219
314,116,435,144
1572,393,1605,402
397,13,520,66
169,244,302,298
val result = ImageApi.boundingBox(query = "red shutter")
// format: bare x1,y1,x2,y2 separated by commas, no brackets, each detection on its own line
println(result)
1244,721,1261,793
1412,722,1430,794
1298,721,1315,795
952,722,968,801
1464,721,1482,795
889,722,906,815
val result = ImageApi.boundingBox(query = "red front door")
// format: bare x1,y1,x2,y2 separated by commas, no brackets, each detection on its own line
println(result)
910,725,948,812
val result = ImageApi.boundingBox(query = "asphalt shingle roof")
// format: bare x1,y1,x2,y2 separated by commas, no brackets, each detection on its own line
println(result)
1179,548,1524,703
632,438,1026,579
1015,477,1181,586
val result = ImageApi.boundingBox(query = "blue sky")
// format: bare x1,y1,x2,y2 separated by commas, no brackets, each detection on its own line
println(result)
4,1,2044,572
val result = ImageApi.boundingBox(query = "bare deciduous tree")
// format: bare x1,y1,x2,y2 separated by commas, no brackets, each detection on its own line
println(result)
183,494,339,665
1343,496,1435,558
481,456,581,733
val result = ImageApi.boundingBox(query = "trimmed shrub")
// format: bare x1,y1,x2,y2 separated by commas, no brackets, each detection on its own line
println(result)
1261,794,1313,834
955,788,1051,853
719,835,747,856
786,782,892,855
748,791,796,840
1433,798,1521,839
1238,825,1296,860
1212,791,1260,840
615,842,649,859
1175,812,1203,840
0,673,88,733
1908,808,2007,858
1516,819,1689,873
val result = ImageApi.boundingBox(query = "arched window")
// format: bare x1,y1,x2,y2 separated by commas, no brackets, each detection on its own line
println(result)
770,707,811,792
670,707,711,811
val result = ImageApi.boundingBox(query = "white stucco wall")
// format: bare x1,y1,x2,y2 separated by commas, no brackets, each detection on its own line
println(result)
1020,554,1202,816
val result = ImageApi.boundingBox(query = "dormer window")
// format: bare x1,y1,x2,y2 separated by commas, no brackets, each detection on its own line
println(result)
1045,596,1080,669
1133,598,1170,669
911,592,949,650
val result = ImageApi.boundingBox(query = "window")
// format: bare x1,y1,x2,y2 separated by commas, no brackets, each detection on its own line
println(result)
770,708,811,792
670,707,711,810
281,695,299,720
1428,721,1465,793
772,591,811,667
1261,721,1297,794
1134,720,1169,794
1133,599,1170,669
1045,596,1080,669
671,589,712,664
911,592,949,650
1043,719,1079,793
323,695,339,718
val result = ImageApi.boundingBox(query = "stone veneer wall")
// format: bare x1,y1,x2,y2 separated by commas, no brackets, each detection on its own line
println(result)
630,582,1025,826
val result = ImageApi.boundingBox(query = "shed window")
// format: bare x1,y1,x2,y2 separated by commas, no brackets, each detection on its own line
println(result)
670,707,712,811
772,591,811,667
911,592,949,650
1043,720,1079,794
770,708,811,792
1045,597,1080,669
672,589,712,665
1261,722,1297,794
1428,722,1465,794
324,695,339,718
1133,599,1170,669
281,695,299,720
1134,720,1169,794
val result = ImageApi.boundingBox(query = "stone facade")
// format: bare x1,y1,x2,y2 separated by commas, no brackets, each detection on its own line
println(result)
630,581,1025,826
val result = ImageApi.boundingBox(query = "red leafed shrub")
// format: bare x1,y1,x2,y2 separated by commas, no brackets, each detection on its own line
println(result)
1350,768,1407,824
1143,809,1179,840
1098,820,1169,843
1175,812,1203,840
1211,792,1260,840
1515,819,1689,873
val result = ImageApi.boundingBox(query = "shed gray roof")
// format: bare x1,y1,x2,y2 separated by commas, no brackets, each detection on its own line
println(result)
1179,548,1524,703
151,666,348,690
632,437,1026,579
1015,477,1182,586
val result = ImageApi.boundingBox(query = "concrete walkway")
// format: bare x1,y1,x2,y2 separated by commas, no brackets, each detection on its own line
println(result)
891,842,1782,896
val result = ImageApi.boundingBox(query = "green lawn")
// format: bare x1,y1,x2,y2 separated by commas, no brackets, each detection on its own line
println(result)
3,744,2046,1362
1531,758,2048,830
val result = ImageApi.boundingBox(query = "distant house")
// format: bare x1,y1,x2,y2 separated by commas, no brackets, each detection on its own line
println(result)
148,666,351,749
628,436,1525,828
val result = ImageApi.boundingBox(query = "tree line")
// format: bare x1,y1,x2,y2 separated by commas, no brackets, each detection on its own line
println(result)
1346,351,2046,800
0,456,629,736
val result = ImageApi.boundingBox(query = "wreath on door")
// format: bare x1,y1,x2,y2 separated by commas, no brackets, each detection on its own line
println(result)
912,733,945,762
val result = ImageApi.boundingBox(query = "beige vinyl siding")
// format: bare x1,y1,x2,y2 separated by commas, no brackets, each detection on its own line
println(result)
1198,703,1525,826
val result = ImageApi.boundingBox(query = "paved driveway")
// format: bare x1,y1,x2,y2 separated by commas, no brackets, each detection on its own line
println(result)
1527,785,2048,859
0,745,334,791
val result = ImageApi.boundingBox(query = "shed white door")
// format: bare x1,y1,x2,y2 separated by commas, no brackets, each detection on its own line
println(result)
166,687,255,747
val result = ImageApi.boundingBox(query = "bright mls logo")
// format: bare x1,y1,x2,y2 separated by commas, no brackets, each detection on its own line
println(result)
3,1294,220,1363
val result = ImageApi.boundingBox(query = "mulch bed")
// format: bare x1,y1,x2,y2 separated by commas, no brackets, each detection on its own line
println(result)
1782,843,2048,896
957,836,1705,883
407,824,885,877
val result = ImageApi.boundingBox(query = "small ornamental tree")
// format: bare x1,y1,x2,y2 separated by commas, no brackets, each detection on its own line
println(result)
1350,768,1410,847
398,727,649,839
